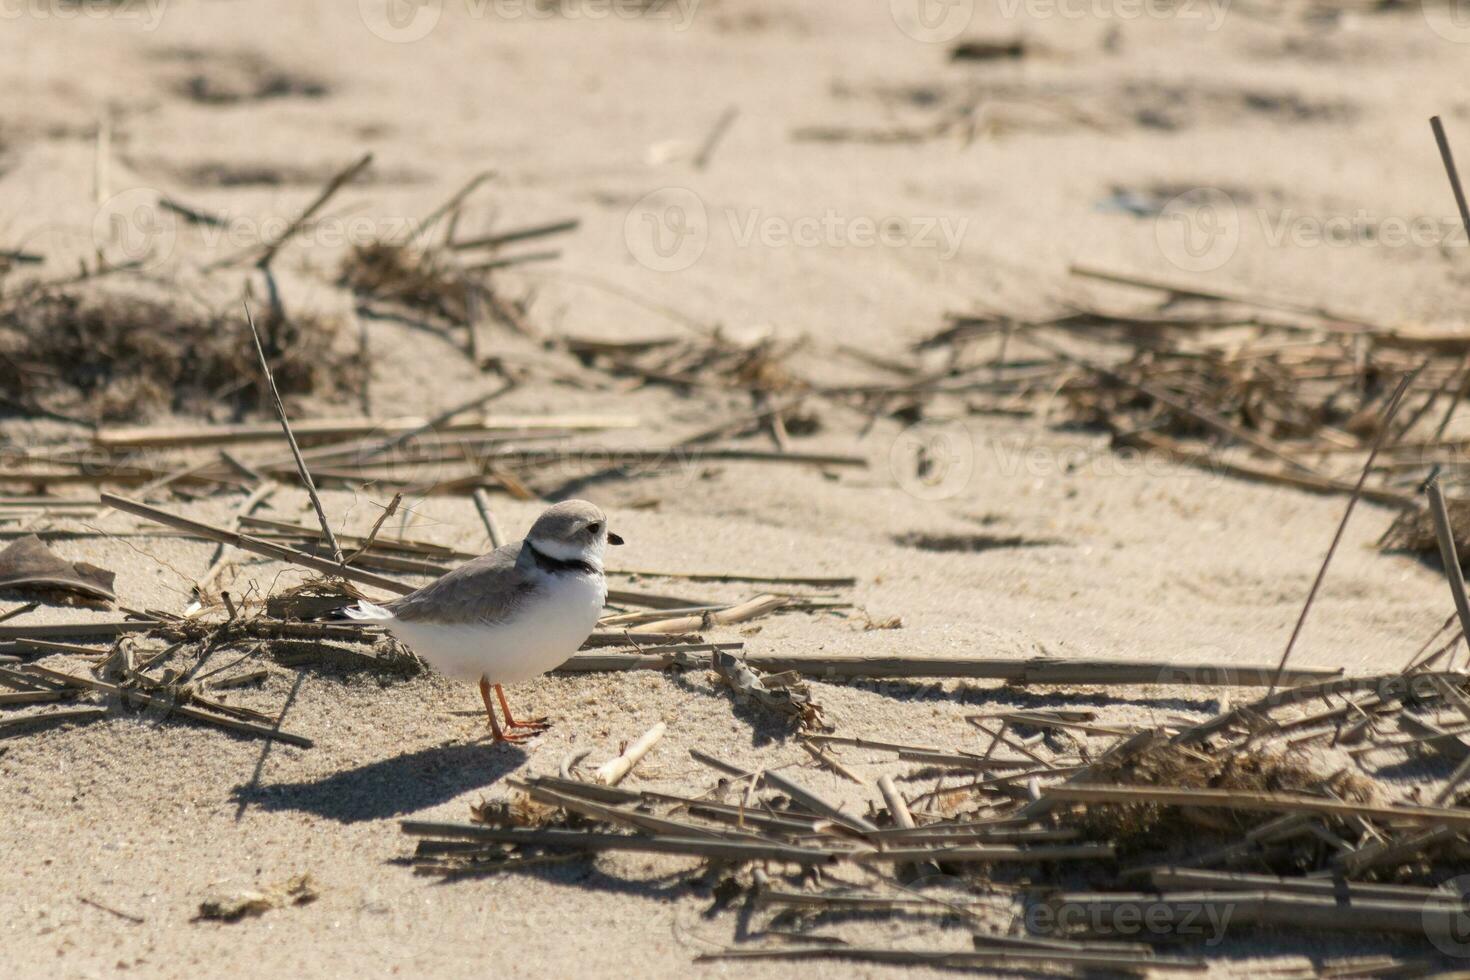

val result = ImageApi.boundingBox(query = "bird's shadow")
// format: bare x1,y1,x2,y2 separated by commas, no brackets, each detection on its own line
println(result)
231,740,524,823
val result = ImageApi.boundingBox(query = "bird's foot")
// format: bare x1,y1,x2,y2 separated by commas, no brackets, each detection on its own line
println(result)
506,715,551,731
486,724,539,745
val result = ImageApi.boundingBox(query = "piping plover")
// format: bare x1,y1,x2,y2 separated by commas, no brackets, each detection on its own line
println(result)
341,499,622,743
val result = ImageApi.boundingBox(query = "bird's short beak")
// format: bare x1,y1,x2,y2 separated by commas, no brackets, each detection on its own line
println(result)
607,531,624,546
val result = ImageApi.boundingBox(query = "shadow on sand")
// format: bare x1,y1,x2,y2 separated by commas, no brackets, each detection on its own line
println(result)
232,740,524,823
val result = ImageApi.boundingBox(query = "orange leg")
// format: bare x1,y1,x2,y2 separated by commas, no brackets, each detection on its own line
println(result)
494,683,550,731
479,676,534,744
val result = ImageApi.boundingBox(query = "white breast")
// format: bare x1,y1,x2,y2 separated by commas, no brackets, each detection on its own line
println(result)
383,570,605,684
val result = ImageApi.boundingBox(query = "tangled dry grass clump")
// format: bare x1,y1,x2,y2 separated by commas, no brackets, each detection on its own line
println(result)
338,242,468,323
1074,740,1372,857
0,288,364,422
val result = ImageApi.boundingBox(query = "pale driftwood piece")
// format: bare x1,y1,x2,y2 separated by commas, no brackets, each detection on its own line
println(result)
1046,784,1470,829
0,666,64,691
599,605,725,628
0,707,106,738
399,822,835,864
594,722,666,786
853,842,1114,863
208,669,269,691
559,644,742,667
244,303,343,564
0,620,157,640
1149,867,1458,904
0,689,73,706
877,773,937,876
551,652,1338,685
1269,367,1421,693
1046,889,1467,937
23,664,312,748
471,488,505,549
14,638,106,657
607,567,856,587
629,594,787,634
696,944,1200,972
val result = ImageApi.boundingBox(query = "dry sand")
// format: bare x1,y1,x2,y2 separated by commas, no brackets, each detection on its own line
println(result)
2,1,1467,976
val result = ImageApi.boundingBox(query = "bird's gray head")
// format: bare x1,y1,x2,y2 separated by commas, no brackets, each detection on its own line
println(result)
525,499,623,567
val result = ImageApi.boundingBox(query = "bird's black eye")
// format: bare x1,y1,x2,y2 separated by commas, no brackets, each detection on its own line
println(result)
587,522,602,535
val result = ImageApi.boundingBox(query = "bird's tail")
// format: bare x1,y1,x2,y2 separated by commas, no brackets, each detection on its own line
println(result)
332,599,396,622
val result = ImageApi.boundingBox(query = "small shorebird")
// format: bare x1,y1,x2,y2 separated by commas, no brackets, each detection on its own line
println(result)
340,500,622,743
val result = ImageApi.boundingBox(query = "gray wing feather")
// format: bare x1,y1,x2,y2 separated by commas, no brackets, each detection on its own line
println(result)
384,539,538,626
